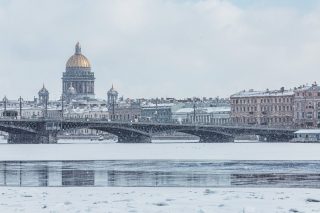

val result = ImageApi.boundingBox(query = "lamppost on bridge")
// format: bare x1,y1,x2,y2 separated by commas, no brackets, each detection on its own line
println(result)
193,98,197,124
2,96,8,115
61,94,64,118
18,96,23,119
112,95,115,121
154,97,159,123
44,95,48,118
60,93,64,131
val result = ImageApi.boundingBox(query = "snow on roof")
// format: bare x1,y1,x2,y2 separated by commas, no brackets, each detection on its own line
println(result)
142,103,175,108
231,89,294,98
66,107,108,114
206,106,230,113
174,108,194,113
0,107,43,111
294,85,320,92
174,107,230,114
295,129,320,134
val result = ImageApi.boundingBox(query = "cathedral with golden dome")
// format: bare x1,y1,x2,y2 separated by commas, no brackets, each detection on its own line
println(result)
62,42,95,100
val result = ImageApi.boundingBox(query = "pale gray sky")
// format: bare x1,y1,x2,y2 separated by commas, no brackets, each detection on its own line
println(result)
1,0,320,100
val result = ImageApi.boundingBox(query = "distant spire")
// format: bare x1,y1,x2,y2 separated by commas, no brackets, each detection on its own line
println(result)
75,42,81,54
112,84,114,89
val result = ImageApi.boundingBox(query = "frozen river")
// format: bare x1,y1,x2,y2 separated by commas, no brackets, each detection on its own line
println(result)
1,141,320,212
1,141,320,160
1,160,320,188
0,140,320,188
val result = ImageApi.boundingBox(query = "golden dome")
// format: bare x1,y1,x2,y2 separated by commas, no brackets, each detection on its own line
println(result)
66,42,91,68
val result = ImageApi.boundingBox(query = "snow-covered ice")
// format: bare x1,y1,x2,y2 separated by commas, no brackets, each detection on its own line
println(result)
0,187,320,213
0,142,319,161
0,140,319,212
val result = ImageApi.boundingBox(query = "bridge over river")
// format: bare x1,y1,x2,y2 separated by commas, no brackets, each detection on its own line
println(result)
0,118,296,144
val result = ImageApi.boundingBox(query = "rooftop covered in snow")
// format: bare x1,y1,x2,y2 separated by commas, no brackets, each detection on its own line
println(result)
231,89,294,98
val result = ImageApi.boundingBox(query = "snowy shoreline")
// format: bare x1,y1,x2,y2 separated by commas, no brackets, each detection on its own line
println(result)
0,143,319,161
0,187,320,213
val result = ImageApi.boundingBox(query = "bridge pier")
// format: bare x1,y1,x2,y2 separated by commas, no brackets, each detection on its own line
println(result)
8,133,58,144
199,134,234,143
259,134,293,142
117,134,151,143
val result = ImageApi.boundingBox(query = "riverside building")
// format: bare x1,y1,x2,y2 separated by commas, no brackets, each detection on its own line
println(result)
293,83,320,127
230,88,294,126
173,106,231,124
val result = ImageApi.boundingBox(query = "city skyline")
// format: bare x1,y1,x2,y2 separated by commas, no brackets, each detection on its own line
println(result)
1,1,320,212
1,0,320,100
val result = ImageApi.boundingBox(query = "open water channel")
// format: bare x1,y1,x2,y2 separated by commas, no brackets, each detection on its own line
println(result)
0,160,319,188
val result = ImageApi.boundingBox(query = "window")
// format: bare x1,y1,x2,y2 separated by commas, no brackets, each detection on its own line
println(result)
308,103,314,109
307,112,313,119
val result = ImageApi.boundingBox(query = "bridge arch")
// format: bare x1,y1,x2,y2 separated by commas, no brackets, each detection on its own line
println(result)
153,127,234,142
89,126,151,143
0,124,36,135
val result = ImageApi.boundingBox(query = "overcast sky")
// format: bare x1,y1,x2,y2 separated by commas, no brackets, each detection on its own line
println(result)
1,0,320,100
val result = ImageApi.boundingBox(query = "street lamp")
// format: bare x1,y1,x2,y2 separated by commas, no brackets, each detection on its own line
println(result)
155,97,158,123
112,96,115,121
61,94,64,118
44,95,48,118
193,98,197,124
18,96,23,119
2,96,8,114
60,93,64,131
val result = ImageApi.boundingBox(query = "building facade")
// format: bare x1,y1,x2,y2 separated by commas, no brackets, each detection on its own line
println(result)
173,106,231,124
62,42,95,100
64,107,109,120
294,83,320,127
0,107,43,119
230,88,294,126
112,105,141,122
141,103,182,123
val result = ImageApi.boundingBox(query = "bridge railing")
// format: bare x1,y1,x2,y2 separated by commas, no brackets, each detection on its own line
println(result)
0,117,298,131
